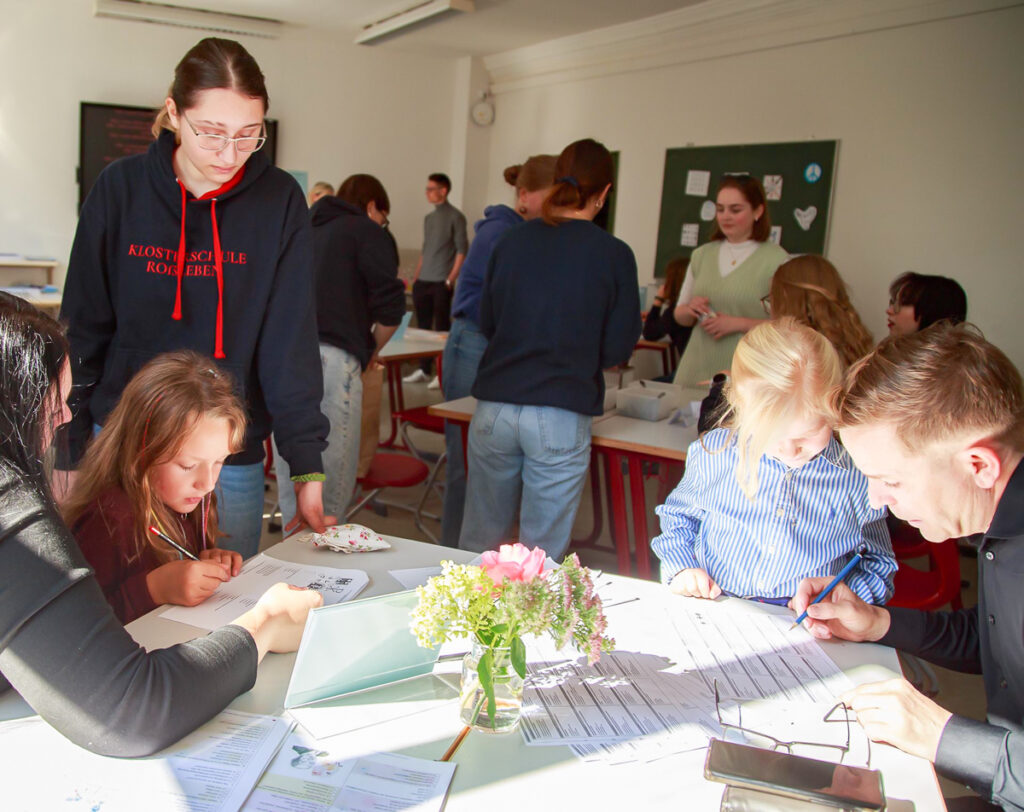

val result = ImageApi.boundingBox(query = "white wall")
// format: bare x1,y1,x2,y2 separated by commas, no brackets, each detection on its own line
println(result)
476,7,1024,366
0,1,459,283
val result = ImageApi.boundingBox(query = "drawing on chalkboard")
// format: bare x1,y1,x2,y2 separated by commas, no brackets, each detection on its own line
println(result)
770,226,783,245
794,206,817,231
680,224,700,247
804,163,823,183
764,175,784,200
700,200,716,221
685,170,710,197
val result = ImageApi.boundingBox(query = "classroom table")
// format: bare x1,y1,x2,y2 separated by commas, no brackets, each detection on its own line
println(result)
0,534,946,810
429,394,705,579
378,327,447,446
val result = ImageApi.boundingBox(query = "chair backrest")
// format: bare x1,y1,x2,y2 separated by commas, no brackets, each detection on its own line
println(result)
889,537,963,611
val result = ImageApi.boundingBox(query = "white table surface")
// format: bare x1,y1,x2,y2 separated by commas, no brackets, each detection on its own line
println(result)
379,327,447,361
0,534,944,810
430,394,703,462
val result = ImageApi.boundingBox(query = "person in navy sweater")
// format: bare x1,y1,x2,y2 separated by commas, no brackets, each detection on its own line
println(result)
439,154,556,548
459,139,641,559
58,38,331,558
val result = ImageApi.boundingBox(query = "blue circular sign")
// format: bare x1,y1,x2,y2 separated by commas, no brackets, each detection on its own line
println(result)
804,163,822,183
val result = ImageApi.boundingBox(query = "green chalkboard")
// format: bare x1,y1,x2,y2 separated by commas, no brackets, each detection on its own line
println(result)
653,140,837,277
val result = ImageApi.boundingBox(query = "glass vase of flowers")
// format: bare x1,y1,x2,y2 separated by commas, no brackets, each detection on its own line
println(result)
411,543,614,734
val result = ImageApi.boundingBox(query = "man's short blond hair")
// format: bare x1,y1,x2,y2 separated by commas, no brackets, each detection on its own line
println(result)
839,323,1024,452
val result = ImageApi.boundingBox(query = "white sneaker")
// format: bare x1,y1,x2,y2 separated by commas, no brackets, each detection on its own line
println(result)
427,376,440,390
403,369,429,383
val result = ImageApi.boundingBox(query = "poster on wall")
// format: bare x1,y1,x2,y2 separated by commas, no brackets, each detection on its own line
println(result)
652,140,838,277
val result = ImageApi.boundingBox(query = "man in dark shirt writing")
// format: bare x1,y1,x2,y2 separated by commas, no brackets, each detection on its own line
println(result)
792,323,1024,810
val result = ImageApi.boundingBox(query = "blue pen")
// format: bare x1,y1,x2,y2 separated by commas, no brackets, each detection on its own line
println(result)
790,545,866,629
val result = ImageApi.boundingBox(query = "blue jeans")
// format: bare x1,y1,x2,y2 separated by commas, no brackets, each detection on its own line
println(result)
214,462,265,560
458,401,592,560
440,318,488,548
275,343,361,527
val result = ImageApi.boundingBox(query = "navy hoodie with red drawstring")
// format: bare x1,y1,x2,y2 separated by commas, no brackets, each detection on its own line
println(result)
59,129,327,476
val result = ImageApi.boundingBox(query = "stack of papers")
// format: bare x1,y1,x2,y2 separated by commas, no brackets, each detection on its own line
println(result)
0,711,457,812
519,593,853,766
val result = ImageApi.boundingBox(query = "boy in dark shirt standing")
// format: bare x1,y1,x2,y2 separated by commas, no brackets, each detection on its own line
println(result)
404,173,468,388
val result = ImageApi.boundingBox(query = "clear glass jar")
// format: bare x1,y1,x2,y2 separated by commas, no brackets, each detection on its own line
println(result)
459,640,524,733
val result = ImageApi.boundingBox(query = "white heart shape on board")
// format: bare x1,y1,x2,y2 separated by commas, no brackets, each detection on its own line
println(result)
700,200,716,221
794,206,817,231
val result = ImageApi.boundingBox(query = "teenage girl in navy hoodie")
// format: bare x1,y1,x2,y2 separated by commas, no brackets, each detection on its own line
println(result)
58,38,331,558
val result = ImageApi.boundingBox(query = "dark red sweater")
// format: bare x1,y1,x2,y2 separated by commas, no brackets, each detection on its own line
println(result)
71,488,200,624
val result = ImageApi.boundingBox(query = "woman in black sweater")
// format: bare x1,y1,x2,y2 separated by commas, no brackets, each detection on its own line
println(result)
643,255,692,358
459,139,641,559
0,294,320,756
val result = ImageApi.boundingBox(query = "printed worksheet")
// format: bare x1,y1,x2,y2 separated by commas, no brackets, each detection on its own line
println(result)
520,650,718,751
1,711,292,811
161,554,369,630
243,730,456,812
666,599,853,702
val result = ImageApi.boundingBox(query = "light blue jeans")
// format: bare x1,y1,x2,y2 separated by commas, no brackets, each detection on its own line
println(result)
440,318,489,548
274,343,361,528
458,401,592,560
214,462,266,559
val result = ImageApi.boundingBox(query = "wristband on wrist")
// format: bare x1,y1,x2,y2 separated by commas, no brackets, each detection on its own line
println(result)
291,473,326,483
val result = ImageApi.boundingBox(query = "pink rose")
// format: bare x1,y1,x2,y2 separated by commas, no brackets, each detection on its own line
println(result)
480,543,546,587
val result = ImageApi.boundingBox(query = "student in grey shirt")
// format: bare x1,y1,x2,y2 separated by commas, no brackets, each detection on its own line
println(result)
404,173,468,387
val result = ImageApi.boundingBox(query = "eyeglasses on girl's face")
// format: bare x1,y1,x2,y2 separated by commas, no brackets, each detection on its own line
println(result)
182,112,266,153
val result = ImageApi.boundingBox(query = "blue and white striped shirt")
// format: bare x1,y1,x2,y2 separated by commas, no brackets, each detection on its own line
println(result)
651,429,895,604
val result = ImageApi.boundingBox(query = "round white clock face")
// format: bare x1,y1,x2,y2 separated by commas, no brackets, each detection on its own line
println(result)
471,100,495,127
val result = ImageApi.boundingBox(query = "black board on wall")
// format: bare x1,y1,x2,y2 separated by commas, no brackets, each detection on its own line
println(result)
653,140,837,277
78,101,279,211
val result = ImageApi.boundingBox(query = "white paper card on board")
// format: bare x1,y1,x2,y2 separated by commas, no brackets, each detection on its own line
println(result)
685,170,710,197
769,225,782,245
794,206,817,231
680,223,700,247
763,174,783,200
699,200,716,221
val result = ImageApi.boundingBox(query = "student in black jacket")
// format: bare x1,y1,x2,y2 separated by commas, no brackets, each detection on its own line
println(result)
58,38,330,558
274,175,405,523
459,139,641,559
643,255,692,366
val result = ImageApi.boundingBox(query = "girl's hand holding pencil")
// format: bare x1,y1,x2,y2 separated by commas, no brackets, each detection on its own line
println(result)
199,547,243,576
145,558,232,607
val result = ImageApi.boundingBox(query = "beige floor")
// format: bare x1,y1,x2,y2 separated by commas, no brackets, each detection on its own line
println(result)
259,362,987,805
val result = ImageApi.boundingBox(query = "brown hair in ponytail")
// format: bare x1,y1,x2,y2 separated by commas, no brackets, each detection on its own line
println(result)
541,139,614,225
503,154,557,192
152,37,269,138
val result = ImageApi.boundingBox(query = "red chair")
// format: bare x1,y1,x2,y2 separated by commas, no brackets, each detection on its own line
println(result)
889,527,963,611
346,452,439,543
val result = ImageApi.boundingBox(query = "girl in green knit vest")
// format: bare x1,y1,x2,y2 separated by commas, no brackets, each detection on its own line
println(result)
673,175,788,387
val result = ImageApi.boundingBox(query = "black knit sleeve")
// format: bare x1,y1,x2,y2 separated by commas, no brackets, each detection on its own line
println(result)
0,471,257,757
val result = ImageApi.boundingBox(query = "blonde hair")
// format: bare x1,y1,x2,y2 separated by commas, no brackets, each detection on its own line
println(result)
310,181,334,198
840,322,1024,453
769,255,874,367
723,317,842,499
63,351,247,562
